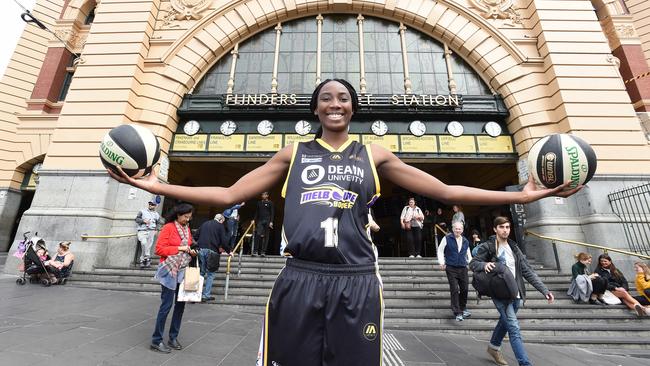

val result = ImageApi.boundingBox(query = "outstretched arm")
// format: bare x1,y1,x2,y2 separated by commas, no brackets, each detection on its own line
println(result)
108,145,294,207
371,144,581,205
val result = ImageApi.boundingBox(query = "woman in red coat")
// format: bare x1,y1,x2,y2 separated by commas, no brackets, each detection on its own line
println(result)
150,202,196,353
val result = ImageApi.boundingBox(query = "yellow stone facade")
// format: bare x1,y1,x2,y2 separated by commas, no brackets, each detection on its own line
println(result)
1,0,649,190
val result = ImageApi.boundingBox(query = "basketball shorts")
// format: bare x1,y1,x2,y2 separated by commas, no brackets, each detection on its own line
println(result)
258,258,383,366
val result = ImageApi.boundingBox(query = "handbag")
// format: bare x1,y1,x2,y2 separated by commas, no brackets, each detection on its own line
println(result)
178,276,204,302
183,259,201,291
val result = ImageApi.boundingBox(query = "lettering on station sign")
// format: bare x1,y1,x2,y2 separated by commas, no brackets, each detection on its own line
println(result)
224,93,461,107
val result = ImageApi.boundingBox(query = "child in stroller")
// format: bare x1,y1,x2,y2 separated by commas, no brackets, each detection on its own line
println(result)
15,234,74,286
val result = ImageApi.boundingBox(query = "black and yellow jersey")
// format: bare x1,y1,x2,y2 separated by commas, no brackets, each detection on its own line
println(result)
280,138,380,264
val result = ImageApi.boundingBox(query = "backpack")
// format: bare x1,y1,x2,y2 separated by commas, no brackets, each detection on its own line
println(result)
206,251,221,272
471,242,519,300
472,262,518,300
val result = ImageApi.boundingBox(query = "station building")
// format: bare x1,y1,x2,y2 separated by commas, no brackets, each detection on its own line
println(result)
1,0,649,272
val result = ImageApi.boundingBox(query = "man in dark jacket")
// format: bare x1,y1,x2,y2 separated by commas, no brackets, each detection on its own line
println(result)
469,216,553,366
437,221,472,321
252,192,274,256
195,213,229,302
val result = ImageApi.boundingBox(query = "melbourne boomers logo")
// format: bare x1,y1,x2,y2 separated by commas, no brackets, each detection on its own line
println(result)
300,184,358,209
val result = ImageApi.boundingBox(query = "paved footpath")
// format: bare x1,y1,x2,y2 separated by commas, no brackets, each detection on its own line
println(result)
1,274,649,366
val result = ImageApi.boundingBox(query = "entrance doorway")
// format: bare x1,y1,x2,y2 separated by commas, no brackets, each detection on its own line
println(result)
168,160,517,257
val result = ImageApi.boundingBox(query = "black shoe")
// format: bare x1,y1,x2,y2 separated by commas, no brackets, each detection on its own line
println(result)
151,342,171,353
168,339,182,350
597,298,609,306
588,298,598,305
251,253,257,257
260,253,266,257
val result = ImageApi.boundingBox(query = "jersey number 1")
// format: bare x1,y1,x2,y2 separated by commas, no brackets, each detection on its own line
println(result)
320,217,339,248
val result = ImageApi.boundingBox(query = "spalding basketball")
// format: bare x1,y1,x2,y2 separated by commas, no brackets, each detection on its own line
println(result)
99,124,161,178
527,134,597,189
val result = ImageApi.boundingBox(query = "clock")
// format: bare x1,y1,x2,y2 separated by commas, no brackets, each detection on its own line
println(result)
446,121,464,137
484,121,502,137
220,120,237,136
183,120,200,136
257,120,274,136
409,120,427,137
371,120,388,136
295,120,312,136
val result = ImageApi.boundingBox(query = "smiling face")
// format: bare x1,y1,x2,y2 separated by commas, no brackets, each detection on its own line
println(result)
599,257,611,269
314,81,354,133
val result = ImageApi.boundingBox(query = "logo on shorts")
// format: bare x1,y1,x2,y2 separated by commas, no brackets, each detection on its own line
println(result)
363,323,378,341
301,165,325,185
271,362,282,366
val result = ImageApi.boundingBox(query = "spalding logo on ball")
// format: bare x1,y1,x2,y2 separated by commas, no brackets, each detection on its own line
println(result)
528,134,597,189
99,124,161,178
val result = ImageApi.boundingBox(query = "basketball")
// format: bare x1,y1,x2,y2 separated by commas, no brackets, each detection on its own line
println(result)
527,134,597,189
99,124,161,178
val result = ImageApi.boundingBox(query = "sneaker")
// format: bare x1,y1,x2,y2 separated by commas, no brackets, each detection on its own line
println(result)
416,255,422,258
462,310,472,318
408,255,415,258
455,314,464,322
634,304,646,317
486,346,509,365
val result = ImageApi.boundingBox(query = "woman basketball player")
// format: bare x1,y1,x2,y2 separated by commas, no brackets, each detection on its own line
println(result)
108,79,581,366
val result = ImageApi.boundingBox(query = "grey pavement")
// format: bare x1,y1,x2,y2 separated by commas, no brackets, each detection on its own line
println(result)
1,273,648,366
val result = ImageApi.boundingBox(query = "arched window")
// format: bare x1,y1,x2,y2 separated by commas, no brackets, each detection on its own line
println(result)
193,15,491,96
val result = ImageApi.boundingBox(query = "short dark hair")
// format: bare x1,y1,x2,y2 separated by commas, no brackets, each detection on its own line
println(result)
493,216,511,228
165,202,194,222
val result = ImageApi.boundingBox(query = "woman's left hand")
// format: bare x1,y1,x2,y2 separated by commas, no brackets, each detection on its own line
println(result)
520,175,583,203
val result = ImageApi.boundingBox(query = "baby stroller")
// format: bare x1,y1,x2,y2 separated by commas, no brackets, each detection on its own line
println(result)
15,232,54,287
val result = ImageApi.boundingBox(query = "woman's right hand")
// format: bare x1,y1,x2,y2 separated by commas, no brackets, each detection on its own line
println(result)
178,245,189,253
107,165,160,194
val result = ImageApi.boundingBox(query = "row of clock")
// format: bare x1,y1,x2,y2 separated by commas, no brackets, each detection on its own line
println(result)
183,120,503,138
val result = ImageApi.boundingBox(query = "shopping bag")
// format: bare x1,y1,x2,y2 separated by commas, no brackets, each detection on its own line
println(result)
177,276,203,302
183,261,201,291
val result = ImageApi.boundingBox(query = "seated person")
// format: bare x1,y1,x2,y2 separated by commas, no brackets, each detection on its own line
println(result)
569,252,607,305
633,262,650,310
45,241,75,283
596,254,646,316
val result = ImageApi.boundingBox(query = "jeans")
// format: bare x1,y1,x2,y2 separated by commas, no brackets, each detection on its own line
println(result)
227,219,239,249
490,299,531,366
198,248,216,299
152,285,186,345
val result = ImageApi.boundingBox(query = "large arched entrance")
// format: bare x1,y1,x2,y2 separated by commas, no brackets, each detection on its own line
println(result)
166,14,519,256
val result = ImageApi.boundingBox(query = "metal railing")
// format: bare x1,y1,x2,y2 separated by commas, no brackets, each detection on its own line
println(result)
80,233,138,240
224,221,255,300
525,230,650,273
608,182,650,256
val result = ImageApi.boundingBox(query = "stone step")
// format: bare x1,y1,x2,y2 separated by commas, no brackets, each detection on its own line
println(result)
86,267,566,280
72,271,574,288
382,322,650,338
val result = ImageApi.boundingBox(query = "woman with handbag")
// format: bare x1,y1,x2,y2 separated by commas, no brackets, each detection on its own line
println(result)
150,202,197,353
400,197,425,258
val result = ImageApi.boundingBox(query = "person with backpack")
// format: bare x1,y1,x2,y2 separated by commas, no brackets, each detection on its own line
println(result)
469,216,553,366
